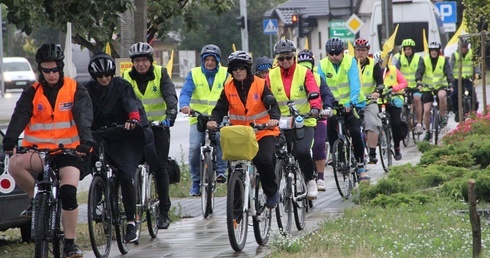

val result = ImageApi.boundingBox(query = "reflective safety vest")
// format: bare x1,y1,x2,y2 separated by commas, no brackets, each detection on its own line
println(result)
360,57,376,96
188,66,228,125
379,65,404,104
422,56,447,91
225,76,280,141
399,54,421,88
23,78,80,148
269,65,316,127
124,65,166,121
452,50,474,79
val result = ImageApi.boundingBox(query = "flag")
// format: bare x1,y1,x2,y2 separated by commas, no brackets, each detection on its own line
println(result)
444,19,468,57
105,42,111,56
381,24,399,60
347,40,355,56
304,38,309,50
232,44,236,52
166,50,174,79
423,28,428,55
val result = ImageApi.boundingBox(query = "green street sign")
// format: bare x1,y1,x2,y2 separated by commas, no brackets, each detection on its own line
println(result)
329,20,354,41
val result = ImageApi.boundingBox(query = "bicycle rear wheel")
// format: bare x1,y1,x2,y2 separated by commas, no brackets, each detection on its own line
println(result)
33,193,49,258
401,105,410,147
379,126,392,173
226,168,248,252
133,168,143,244
146,173,159,238
252,173,271,245
274,159,292,235
293,164,307,231
201,152,214,218
433,109,440,145
114,181,129,254
88,175,112,258
332,139,352,199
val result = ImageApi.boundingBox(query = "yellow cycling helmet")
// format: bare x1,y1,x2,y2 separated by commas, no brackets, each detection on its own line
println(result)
401,39,416,48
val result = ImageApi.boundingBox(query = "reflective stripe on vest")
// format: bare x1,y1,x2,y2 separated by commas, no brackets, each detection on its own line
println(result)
399,54,421,88
188,66,228,125
123,65,166,121
452,50,474,78
225,76,280,141
22,78,80,148
422,56,446,91
361,57,376,95
269,65,316,127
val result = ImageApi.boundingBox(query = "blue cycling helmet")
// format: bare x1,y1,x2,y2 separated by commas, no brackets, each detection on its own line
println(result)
255,56,272,73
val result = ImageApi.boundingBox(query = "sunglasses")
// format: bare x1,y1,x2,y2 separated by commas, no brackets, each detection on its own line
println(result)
95,72,114,78
277,56,294,62
231,66,247,72
327,51,343,56
41,67,60,74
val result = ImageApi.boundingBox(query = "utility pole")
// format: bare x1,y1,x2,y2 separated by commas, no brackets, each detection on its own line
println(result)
0,7,4,98
381,0,394,42
239,0,249,52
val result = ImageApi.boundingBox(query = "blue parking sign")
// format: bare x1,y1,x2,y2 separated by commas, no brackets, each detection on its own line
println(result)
435,2,457,24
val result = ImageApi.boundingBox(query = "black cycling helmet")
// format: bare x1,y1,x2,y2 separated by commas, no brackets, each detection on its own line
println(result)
227,50,252,75
88,51,116,80
274,39,296,55
460,38,470,47
36,43,64,64
255,56,272,73
297,49,315,65
129,42,154,62
325,37,345,54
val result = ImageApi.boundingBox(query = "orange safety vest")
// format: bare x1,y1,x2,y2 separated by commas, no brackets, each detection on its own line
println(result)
224,76,280,141
23,78,80,149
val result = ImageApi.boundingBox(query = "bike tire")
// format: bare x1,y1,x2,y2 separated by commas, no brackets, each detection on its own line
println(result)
133,168,143,244
401,105,410,147
332,139,352,199
433,109,440,145
274,159,292,235
147,173,159,238
201,152,214,218
34,193,49,258
293,163,307,231
386,126,394,168
114,181,129,254
252,173,271,245
88,175,112,258
52,192,64,258
463,98,471,120
226,167,248,252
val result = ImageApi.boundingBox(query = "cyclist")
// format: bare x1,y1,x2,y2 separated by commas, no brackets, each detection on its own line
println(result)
373,51,408,160
266,39,322,199
179,44,229,196
123,42,178,230
415,41,454,141
207,51,281,208
395,39,424,135
317,37,370,182
450,38,481,122
255,56,272,79
353,38,384,164
2,43,94,257
86,50,156,242
296,49,334,192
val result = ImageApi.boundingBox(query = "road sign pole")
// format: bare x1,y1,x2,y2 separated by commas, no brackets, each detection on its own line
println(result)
269,35,272,59
0,7,4,98
240,0,249,52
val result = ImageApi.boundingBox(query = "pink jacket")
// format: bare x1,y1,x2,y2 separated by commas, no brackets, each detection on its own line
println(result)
385,67,407,92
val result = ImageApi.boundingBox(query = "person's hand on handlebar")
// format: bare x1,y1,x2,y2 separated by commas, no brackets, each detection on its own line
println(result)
310,108,320,118
320,108,334,117
125,119,139,130
266,119,278,129
207,120,218,131
181,106,191,115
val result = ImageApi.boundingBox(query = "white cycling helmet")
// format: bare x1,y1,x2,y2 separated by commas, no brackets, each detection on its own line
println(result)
373,51,383,63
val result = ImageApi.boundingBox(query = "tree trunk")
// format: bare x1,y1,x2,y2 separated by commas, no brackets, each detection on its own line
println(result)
133,0,147,43
120,1,135,58
468,179,481,258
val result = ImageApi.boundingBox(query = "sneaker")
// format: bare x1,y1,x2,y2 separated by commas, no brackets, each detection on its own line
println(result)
266,191,279,209
20,204,33,218
394,152,402,161
424,132,431,142
189,181,201,196
64,243,83,258
157,214,171,229
124,224,138,243
307,180,318,199
317,179,326,192
357,167,371,182
368,153,378,164
415,124,423,135
216,174,227,184
440,116,448,128
454,112,460,122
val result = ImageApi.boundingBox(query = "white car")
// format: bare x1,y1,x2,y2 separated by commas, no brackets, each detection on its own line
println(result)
1,57,37,91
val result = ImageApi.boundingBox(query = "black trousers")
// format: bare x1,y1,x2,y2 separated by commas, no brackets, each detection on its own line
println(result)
252,136,278,198
386,104,403,149
151,126,171,215
327,111,364,164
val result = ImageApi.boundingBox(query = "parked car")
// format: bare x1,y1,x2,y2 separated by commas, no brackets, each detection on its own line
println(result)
1,57,37,91
0,125,31,242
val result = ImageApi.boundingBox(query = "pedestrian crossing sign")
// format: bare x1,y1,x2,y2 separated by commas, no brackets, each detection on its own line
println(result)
263,19,278,35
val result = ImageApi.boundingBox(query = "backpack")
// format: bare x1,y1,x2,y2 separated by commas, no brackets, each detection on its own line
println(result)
167,157,181,184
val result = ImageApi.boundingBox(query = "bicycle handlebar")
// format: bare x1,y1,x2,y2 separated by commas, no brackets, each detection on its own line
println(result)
18,144,77,156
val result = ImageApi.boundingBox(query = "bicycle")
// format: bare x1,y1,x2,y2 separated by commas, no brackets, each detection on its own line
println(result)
424,85,446,145
460,77,475,121
224,123,272,252
189,110,220,218
377,91,400,173
19,145,78,258
87,125,131,257
400,88,419,146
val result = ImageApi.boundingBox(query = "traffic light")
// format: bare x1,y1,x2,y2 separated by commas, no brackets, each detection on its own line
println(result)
1,22,6,33
236,16,245,29
291,14,299,26
298,15,318,38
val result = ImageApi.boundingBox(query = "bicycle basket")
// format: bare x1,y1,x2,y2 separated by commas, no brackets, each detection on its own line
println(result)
197,115,209,133
220,125,258,161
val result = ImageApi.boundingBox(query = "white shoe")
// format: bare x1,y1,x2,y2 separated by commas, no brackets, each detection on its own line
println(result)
307,180,318,199
317,179,326,192
416,124,423,135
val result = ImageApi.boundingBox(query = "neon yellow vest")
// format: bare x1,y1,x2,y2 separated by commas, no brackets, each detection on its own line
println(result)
123,65,166,121
188,66,228,125
360,57,376,96
452,50,473,78
422,56,446,91
379,65,403,104
399,54,421,88
269,65,316,127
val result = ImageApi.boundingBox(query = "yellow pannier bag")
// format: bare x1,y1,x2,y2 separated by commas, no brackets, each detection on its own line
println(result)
220,125,258,161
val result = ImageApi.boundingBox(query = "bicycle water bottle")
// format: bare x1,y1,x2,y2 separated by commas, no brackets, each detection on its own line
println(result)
295,116,305,140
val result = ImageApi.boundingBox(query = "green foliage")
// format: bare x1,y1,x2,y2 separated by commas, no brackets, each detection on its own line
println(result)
462,0,490,65
369,193,431,208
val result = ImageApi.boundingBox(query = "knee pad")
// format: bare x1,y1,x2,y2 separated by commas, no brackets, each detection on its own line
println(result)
59,185,78,211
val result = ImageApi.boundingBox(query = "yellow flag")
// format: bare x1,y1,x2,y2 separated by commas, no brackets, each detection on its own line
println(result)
304,38,309,50
232,44,237,52
347,40,355,56
381,24,399,59
448,19,467,46
166,50,174,79
105,42,111,56
423,29,428,55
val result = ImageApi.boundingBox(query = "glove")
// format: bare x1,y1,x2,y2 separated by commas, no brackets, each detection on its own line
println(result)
376,85,385,93
76,144,93,156
320,108,333,117
127,119,139,126
310,108,320,118
164,114,176,127
2,138,17,152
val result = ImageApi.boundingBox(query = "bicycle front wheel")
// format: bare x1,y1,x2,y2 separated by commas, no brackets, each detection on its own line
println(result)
88,175,112,258
33,193,49,258
252,173,271,245
293,164,307,231
114,181,129,254
146,173,159,238
275,159,292,235
379,126,393,173
133,168,143,244
332,139,352,199
226,168,248,252
52,196,64,258
201,152,214,218
433,108,440,145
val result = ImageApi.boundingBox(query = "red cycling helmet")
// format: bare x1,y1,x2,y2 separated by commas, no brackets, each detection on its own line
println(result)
354,38,370,50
